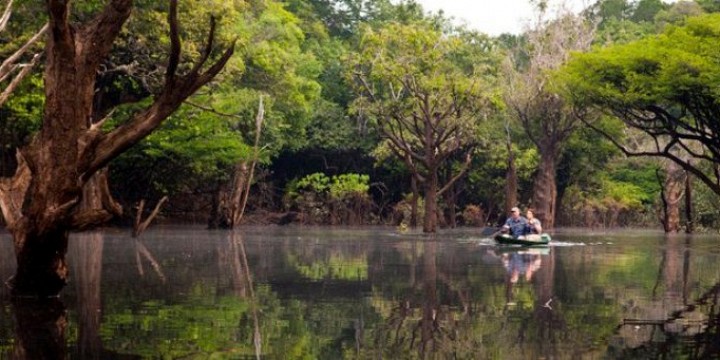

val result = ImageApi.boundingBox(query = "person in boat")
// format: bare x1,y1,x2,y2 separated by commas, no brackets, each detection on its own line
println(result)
525,208,542,234
501,207,528,237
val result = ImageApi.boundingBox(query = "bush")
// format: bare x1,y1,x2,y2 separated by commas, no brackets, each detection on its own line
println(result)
462,204,485,227
284,172,373,225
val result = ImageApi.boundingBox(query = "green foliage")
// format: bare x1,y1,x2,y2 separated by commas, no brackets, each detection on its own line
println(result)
631,0,669,23
561,160,660,227
465,116,539,216
561,13,720,108
392,192,424,227
654,1,706,28
598,176,648,208
0,74,43,148
107,0,325,205
329,173,370,199
294,172,331,194
146,108,251,171
559,12,720,210
288,172,370,201
690,168,720,230
594,18,656,45
285,172,372,224
111,100,251,199
697,0,720,12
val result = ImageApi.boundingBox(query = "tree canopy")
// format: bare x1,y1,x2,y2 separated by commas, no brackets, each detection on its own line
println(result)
560,13,720,197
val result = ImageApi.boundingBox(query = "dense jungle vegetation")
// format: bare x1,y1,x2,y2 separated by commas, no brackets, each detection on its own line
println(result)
2,0,720,233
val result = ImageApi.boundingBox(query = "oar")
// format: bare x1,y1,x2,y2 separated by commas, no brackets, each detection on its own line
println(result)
481,227,503,238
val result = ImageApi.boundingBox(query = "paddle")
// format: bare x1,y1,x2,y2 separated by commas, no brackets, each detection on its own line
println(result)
481,226,503,238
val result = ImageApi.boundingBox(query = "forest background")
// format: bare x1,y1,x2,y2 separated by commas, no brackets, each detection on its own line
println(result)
2,0,720,234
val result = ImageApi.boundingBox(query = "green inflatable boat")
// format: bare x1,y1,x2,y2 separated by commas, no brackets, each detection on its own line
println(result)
494,233,551,246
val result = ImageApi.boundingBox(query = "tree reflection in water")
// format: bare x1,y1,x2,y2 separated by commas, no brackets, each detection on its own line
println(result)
69,232,104,359
2,228,720,358
612,235,720,358
221,231,262,359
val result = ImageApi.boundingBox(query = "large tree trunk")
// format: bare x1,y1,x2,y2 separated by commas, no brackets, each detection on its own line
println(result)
659,162,684,233
208,162,248,229
10,227,70,297
423,171,438,233
445,184,457,229
0,0,233,297
532,152,557,230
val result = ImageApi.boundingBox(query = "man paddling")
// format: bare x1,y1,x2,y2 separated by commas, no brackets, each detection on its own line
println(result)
501,207,528,237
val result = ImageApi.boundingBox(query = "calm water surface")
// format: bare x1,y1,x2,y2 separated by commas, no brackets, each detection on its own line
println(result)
1,226,719,359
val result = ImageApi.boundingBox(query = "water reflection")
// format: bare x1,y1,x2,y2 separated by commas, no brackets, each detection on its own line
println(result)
0,227,719,358
611,234,720,358
69,232,103,359
494,248,546,307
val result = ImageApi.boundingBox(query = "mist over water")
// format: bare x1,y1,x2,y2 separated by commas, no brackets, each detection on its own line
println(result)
1,226,718,358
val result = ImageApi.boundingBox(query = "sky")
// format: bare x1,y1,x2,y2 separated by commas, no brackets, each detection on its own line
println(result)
411,0,594,35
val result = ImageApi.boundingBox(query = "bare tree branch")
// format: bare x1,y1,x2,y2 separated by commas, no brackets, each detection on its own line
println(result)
579,115,720,195
0,53,41,107
0,0,12,32
437,151,473,196
0,23,48,82
84,7,235,179
133,196,169,237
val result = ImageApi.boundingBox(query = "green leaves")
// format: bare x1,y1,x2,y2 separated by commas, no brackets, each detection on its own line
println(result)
562,13,720,108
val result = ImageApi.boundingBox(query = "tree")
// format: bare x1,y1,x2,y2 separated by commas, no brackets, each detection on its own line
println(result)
504,7,595,229
0,0,233,297
559,13,720,201
350,22,497,232
631,0,668,23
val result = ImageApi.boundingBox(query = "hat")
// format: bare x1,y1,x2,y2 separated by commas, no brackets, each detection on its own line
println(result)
511,207,520,212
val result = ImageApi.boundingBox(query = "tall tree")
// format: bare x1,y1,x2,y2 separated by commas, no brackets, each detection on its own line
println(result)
504,7,595,229
559,13,720,200
0,0,233,297
350,23,497,232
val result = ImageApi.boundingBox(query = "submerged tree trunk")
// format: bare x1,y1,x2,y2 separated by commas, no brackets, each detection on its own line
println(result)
659,162,684,233
423,171,438,233
445,183,457,229
208,98,264,229
12,298,67,359
208,163,248,229
10,227,70,297
532,152,557,230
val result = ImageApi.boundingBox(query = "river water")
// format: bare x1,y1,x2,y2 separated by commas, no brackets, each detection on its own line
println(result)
1,225,719,359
